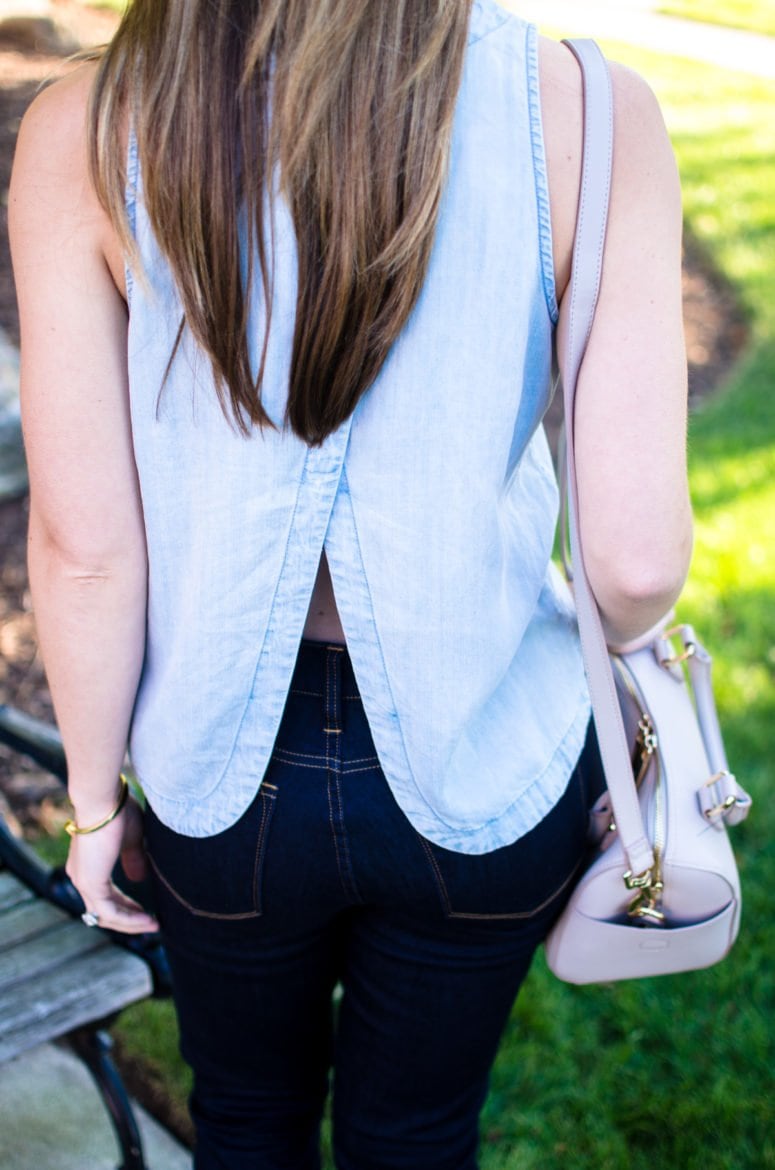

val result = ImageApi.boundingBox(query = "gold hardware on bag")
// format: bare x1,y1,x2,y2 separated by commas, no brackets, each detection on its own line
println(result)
624,849,665,924
628,894,666,924
702,771,738,821
659,625,696,668
632,715,657,787
623,868,653,890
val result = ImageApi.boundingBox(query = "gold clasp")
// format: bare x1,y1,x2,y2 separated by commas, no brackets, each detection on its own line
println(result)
659,624,696,668
628,894,666,924
624,852,665,924
702,772,738,821
632,716,658,787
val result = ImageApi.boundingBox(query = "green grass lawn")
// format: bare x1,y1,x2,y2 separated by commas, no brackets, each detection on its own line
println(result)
34,37,773,1169
83,0,127,12
658,0,775,37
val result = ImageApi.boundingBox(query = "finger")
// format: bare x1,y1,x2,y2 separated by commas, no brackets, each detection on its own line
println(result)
84,888,159,935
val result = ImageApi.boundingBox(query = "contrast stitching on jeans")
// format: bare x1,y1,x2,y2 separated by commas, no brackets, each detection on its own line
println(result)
325,651,331,751
416,836,453,915
332,770,364,904
324,646,342,765
340,755,379,765
290,689,323,698
146,853,261,920
446,854,586,920
272,748,329,762
251,789,276,915
271,757,328,772
326,767,343,876
340,763,382,776
325,646,364,902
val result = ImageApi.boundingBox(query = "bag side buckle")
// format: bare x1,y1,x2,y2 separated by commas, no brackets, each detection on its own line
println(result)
699,771,748,828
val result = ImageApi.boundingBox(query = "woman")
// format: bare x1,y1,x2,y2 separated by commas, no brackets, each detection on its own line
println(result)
10,1,692,1166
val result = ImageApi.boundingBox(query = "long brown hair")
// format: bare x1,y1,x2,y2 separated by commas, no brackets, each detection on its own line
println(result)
89,0,473,444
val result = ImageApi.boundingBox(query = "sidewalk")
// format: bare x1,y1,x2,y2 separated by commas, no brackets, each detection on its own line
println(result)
501,0,775,79
0,1041,191,1170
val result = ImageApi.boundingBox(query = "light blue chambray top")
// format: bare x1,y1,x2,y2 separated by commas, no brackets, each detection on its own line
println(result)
125,0,591,852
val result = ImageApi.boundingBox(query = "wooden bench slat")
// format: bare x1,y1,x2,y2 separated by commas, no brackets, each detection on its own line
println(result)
0,944,153,1062
0,898,67,949
0,919,109,989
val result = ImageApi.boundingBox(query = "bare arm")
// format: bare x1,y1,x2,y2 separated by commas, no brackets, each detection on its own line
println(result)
541,43,693,644
9,65,155,932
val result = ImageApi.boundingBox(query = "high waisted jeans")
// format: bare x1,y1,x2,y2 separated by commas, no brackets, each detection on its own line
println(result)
144,640,604,1170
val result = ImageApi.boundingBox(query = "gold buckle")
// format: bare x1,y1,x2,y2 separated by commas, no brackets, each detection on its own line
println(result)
702,772,738,820
659,624,696,668
623,868,653,890
624,866,666,924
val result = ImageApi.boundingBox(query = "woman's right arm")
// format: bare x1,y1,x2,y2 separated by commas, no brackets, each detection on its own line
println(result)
10,66,156,933
540,41,693,646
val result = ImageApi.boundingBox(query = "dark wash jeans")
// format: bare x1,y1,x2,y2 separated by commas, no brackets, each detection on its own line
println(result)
144,640,604,1170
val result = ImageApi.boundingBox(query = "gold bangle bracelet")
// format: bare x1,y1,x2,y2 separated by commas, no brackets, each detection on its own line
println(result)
64,774,130,837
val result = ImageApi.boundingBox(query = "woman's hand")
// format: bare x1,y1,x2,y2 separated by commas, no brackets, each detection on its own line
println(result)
65,797,159,934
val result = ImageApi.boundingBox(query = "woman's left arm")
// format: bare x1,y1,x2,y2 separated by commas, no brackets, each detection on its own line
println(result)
9,65,156,933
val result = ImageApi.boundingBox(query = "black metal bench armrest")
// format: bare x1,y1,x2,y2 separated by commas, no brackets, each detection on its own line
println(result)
0,705,171,997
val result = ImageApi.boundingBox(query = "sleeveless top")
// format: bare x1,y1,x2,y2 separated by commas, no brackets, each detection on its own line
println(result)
125,0,591,852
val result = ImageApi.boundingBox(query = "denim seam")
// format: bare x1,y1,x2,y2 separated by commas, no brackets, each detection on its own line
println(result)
526,21,559,325
333,772,361,903
325,653,343,887
147,853,262,921
251,789,275,915
273,748,330,763
418,770,588,920
447,856,584,921
273,747,377,766
416,837,453,916
124,129,139,305
273,758,328,773
327,649,363,904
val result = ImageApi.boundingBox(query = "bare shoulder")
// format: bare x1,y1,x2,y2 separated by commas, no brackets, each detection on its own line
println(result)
537,38,680,298
12,61,101,242
15,60,99,179
11,59,125,294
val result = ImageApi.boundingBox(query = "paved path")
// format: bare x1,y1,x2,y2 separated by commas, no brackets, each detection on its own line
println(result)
2,0,773,78
501,0,775,79
0,1041,190,1169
